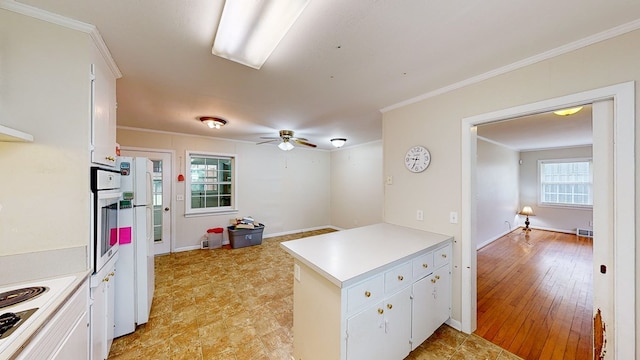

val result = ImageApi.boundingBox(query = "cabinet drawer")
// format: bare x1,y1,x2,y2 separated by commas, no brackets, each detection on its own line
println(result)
347,275,384,314
384,262,412,294
434,243,452,269
412,251,434,280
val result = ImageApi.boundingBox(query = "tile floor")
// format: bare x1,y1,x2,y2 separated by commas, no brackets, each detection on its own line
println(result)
108,229,522,360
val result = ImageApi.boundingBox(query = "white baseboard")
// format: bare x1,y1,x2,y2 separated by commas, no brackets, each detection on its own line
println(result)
477,228,516,249
446,318,464,333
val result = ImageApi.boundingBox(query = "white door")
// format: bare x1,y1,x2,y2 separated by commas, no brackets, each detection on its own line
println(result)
121,149,172,255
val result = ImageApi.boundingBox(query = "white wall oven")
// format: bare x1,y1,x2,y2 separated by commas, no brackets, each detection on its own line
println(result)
91,167,121,273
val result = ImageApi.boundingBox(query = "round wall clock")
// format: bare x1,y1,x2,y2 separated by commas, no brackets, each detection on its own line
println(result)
404,145,431,173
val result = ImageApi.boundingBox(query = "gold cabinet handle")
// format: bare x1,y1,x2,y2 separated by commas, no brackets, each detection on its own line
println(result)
106,156,115,162
103,277,110,282
109,272,115,277
365,291,371,298
398,275,404,281
387,303,393,310
431,278,436,283
378,308,384,314
441,254,447,258
422,263,428,268
435,275,440,280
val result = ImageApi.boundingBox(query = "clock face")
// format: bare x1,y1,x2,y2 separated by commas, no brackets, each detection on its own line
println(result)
404,146,431,173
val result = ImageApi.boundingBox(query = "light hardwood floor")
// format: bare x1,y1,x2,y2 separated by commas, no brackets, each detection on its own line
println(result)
476,229,593,360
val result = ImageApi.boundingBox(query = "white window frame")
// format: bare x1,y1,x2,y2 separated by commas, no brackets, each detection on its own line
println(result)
185,151,238,216
538,157,593,209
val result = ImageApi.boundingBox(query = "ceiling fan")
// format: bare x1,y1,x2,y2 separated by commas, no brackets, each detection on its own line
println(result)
258,130,317,151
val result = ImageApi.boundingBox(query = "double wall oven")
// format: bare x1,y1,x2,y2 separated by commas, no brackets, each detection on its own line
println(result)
90,167,122,273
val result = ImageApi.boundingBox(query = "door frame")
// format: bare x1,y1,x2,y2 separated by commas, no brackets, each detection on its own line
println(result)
121,146,175,254
461,81,635,358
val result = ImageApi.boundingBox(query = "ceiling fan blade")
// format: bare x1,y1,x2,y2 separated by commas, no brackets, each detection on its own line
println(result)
257,139,278,145
292,136,308,141
259,136,280,140
294,139,317,148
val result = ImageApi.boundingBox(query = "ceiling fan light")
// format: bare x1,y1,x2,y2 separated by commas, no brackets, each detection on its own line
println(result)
553,106,583,116
330,138,347,148
212,0,310,69
199,116,227,129
278,141,294,151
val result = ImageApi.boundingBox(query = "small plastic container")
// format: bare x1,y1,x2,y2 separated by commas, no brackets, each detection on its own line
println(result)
202,227,224,249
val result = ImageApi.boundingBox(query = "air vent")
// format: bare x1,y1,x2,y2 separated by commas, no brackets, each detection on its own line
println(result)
576,228,593,238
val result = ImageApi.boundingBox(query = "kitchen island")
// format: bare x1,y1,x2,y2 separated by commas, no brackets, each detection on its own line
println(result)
280,223,453,360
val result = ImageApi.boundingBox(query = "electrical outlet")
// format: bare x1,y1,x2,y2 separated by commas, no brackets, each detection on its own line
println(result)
177,195,184,201
386,176,393,185
449,211,458,224
294,263,301,281
416,210,424,221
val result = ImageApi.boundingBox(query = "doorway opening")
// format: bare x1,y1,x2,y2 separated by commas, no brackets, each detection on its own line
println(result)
461,82,635,359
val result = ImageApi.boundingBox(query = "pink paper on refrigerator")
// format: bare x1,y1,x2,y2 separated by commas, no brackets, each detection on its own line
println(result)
119,227,132,245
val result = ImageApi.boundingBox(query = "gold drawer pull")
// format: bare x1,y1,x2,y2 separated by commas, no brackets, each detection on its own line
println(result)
398,275,404,281
431,278,436,283
422,263,428,268
435,275,440,280
378,308,384,314
387,303,393,310
441,254,447,258
365,291,371,298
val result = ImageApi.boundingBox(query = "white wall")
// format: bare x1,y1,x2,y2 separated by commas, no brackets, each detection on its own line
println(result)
0,10,92,256
330,141,383,229
117,128,332,251
519,146,593,233
476,139,519,248
382,28,640,329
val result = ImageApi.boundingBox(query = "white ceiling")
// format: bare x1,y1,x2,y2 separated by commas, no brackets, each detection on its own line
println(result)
477,106,593,151
15,0,640,150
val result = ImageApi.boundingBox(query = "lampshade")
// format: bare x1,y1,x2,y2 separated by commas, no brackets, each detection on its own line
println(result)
330,138,347,148
519,206,535,216
199,116,227,129
278,141,294,151
212,0,310,69
553,106,583,116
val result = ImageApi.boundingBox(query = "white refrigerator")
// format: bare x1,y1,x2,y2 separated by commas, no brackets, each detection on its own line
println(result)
114,157,155,337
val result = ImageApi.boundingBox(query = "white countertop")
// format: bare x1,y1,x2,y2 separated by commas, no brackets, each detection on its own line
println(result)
280,223,452,288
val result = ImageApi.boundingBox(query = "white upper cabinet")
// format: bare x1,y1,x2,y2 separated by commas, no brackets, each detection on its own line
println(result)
91,46,118,167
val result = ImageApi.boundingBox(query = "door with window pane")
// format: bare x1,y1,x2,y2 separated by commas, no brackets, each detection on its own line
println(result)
121,150,172,255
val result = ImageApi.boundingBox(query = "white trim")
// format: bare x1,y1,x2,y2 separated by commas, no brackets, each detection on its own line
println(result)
462,81,635,358
382,19,640,113
0,0,122,78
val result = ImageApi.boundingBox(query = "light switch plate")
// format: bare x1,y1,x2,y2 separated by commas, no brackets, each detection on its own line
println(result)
449,211,458,224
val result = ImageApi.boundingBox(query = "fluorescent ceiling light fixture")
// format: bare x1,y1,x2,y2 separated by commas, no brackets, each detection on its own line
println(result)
553,106,583,116
212,0,310,69
199,116,227,129
278,140,294,151
330,138,347,148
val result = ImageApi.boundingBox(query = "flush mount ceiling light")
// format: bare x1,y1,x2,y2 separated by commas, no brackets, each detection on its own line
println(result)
553,106,583,116
199,116,227,129
212,0,310,69
330,138,347,148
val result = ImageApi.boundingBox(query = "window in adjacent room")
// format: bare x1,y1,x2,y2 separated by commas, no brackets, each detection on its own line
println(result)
538,158,592,208
186,151,236,215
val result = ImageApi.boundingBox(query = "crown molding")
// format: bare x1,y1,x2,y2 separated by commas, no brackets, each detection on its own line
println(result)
381,18,640,113
0,0,122,78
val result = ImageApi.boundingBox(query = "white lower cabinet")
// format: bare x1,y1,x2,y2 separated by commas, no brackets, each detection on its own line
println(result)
347,287,412,360
411,263,451,350
16,279,89,360
90,255,117,360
